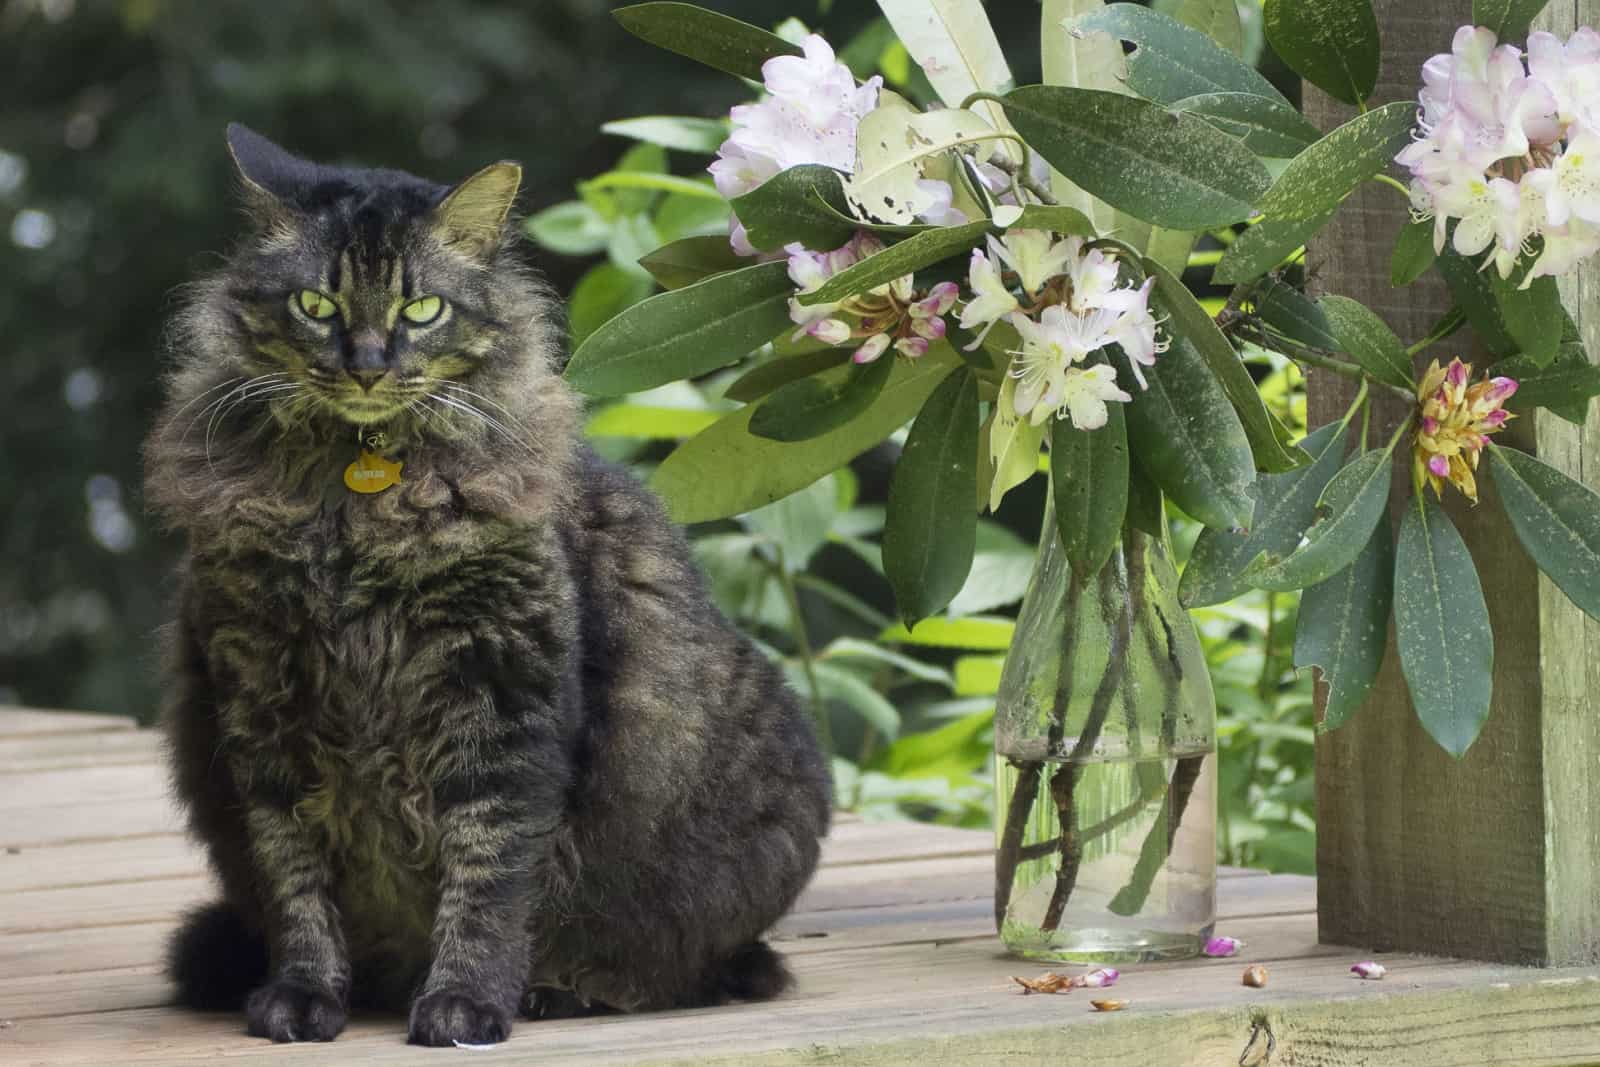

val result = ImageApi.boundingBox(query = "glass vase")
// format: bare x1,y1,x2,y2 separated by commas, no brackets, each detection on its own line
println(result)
993,510,1217,963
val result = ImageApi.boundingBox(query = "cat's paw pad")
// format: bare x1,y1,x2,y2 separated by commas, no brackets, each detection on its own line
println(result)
245,979,346,1043
408,990,511,1047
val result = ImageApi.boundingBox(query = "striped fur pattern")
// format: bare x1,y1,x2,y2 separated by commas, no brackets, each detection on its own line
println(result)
144,127,831,1047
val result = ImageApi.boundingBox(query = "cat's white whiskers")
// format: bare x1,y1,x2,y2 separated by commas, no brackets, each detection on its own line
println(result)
425,393,539,459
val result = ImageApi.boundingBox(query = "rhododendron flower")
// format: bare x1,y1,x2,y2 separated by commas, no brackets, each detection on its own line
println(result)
987,229,1077,296
1008,304,1120,422
956,248,1019,346
1399,24,1600,283
1081,967,1120,988
785,235,957,364
1204,936,1245,958
1413,358,1518,503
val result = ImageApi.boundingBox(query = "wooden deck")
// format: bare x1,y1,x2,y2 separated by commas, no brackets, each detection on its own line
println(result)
4,708,1600,1065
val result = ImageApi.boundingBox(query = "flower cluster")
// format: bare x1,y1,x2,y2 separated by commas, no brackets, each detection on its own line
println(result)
1413,357,1518,503
1397,25,1600,282
709,34,957,255
960,229,1163,431
787,233,959,363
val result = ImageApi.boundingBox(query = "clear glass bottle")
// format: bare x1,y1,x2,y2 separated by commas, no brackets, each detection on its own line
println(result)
993,512,1217,963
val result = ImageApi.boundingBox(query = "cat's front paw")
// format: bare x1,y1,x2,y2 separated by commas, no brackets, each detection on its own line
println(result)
408,989,512,1047
245,979,346,1043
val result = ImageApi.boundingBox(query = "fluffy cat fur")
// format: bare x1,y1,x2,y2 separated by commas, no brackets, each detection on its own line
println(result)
144,124,831,1047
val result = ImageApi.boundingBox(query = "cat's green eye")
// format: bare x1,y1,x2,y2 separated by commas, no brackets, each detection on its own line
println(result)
401,296,443,325
296,290,338,320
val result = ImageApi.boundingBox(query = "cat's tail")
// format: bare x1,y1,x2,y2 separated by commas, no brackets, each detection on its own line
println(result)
715,941,792,1001
168,901,269,1010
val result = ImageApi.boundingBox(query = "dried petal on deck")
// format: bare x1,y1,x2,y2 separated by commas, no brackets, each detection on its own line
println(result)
1011,972,1075,994
1242,964,1269,988
1089,999,1127,1012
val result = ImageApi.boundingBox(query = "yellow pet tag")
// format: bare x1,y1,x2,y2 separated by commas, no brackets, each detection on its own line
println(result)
344,449,403,494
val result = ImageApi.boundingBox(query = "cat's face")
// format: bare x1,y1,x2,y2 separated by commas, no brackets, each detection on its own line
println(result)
220,125,523,427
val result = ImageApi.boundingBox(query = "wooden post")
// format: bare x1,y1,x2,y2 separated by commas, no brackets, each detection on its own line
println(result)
1306,0,1600,965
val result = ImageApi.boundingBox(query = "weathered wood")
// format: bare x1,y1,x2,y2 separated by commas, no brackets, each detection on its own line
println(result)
0,708,135,739
0,729,162,773
1307,0,1600,966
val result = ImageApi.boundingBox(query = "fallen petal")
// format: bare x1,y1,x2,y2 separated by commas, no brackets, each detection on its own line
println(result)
1242,965,1268,988
1011,972,1074,995
1081,967,1120,988
1351,961,1387,980
1204,936,1244,958
1089,999,1127,1012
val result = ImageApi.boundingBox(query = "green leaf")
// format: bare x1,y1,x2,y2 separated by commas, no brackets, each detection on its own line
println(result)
524,200,611,256
1120,334,1256,530
878,615,1015,650
1001,86,1271,230
885,368,980,622
1473,0,1552,40
820,636,954,689
730,165,855,253
1051,403,1129,577
1170,92,1323,158
986,376,1047,512
1263,0,1380,107
636,235,748,290
1145,256,1310,473
584,403,719,440
744,472,843,574
1254,102,1415,222
1002,204,1098,236
566,261,791,397
613,2,801,80
654,191,731,243
1126,457,1165,537
750,354,894,443
1181,420,1347,607
1497,341,1600,424
879,0,1016,134
1213,211,1331,285
807,661,902,740
946,522,1036,615
1169,0,1244,56
724,349,852,403
1390,217,1437,287
1435,246,1520,358
799,221,990,306
1394,493,1494,758
595,142,670,216
1256,280,1339,351
1295,508,1392,731
566,264,656,348
650,342,962,521
601,115,728,154
1488,445,1600,622
1244,445,1395,591
605,214,662,277
1319,295,1414,390
868,708,993,780
1069,5,1287,105
953,655,1006,697
1040,0,1130,235
1493,270,1563,367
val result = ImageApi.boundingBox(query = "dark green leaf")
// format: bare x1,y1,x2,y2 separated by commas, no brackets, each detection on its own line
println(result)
1000,86,1271,231
1255,102,1415,222
1256,280,1339,350
600,115,728,154
1319,295,1414,390
1394,493,1494,758
1051,403,1129,577
1390,217,1436,287
1263,0,1380,107
1171,92,1323,157
749,353,893,442
1181,420,1347,607
1492,270,1563,367
1169,0,1244,56
1497,341,1600,425
566,261,792,396
1119,334,1256,530
1005,204,1097,235
1435,246,1519,358
1213,211,1331,285
724,349,852,403
1488,445,1600,622
636,235,747,290
613,2,800,81
566,264,657,347
730,164,856,253
524,200,610,256
798,222,990,306
885,368,980,623
1244,445,1394,590
807,661,902,739
1473,0,1552,39
650,342,962,521
1146,256,1310,473
1296,509,1392,731
1070,5,1288,105
1126,457,1166,538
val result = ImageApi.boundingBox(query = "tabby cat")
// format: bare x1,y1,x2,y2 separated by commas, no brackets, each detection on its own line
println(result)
143,124,831,1047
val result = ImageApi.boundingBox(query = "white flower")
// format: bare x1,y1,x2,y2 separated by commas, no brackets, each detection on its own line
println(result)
1008,305,1120,423
1527,28,1600,128
1058,365,1132,431
987,230,1076,296
1525,122,1600,228
1105,277,1166,389
956,248,1019,347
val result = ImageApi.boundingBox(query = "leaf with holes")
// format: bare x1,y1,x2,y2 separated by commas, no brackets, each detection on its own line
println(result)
1069,5,1287,105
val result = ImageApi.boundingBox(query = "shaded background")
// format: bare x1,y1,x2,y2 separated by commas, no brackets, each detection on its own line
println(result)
1,0,1037,717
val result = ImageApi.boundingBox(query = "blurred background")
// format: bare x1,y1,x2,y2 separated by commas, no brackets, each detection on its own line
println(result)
0,0,1314,871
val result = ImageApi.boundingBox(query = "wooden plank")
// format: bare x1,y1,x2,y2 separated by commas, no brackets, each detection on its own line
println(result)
0,795,185,850
1306,0,1600,967
0,921,175,981
0,708,136,739
0,764,169,811
817,819,988,867
0,730,162,774
0,835,202,894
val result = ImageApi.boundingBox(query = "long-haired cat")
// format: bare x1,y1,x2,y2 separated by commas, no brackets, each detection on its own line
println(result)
143,124,831,1047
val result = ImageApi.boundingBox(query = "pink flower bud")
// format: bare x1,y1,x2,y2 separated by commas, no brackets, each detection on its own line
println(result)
853,333,890,364
1350,961,1387,980
1428,455,1451,477
1447,359,1468,388
911,314,947,341
1486,376,1518,402
894,336,929,359
1481,408,1509,428
916,281,959,317
1203,936,1244,958
1081,967,1119,988
1422,416,1440,435
806,318,851,345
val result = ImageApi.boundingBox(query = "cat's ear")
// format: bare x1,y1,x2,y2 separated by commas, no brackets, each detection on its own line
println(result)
224,123,317,228
432,162,522,259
